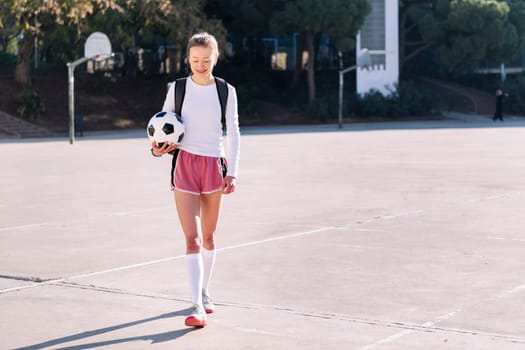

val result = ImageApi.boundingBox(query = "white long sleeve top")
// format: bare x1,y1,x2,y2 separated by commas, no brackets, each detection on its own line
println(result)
161,77,240,178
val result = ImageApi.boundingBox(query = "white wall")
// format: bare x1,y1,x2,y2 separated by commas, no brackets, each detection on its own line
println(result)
357,0,399,96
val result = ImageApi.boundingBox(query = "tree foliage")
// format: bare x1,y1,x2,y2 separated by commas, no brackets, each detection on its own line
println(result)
0,8,18,52
401,0,525,70
4,0,525,99
205,0,268,35
272,0,369,52
271,0,370,101
3,0,228,85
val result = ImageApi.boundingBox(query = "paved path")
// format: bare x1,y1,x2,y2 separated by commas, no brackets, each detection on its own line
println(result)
1,118,525,349
419,78,496,115
0,111,53,138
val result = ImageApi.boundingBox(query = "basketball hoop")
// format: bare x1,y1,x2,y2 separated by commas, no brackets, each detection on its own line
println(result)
337,48,372,128
67,32,113,144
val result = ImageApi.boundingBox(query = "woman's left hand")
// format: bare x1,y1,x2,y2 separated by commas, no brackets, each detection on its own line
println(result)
222,176,236,194
151,141,177,156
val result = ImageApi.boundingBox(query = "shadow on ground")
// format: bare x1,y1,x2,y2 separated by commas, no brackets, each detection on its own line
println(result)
15,308,197,350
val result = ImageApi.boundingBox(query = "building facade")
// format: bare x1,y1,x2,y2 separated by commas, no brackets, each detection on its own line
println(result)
357,0,399,95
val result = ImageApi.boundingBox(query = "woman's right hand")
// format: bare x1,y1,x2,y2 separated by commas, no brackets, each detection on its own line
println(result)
151,141,177,156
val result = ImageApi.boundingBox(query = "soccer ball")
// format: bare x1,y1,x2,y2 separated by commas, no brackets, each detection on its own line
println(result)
147,111,185,147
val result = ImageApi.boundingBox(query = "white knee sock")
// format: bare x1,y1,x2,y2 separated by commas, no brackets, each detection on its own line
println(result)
185,253,203,306
202,248,216,292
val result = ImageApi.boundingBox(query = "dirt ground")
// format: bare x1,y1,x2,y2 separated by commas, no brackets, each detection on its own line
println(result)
0,73,175,134
0,72,311,135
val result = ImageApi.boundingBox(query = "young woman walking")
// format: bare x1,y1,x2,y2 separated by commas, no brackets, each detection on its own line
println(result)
151,32,240,327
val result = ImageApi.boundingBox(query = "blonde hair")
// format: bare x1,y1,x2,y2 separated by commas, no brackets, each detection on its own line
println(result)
187,32,219,59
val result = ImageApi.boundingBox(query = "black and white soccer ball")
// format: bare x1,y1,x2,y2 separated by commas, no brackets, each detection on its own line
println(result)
147,111,185,147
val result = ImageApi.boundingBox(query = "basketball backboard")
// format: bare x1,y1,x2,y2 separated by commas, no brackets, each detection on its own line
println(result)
84,32,112,61
357,48,372,68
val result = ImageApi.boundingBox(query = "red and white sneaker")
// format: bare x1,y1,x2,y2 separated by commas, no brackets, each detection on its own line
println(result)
185,304,207,327
202,290,216,314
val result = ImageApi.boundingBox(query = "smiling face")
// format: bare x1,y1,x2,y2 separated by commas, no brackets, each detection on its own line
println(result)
188,45,217,81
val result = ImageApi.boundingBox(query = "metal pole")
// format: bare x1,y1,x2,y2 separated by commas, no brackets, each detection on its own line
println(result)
338,71,343,128
67,63,75,144
66,56,91,144
338,65,356,129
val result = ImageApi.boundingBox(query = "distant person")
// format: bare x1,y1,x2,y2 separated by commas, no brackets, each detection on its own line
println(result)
492,89,507,122
151,32,240,328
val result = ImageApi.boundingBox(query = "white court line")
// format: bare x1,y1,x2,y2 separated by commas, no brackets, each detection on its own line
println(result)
0,206,172,232
68,255,186,281
359,311,458,350
0,226,338,294
359,281,525,349
0,255,187,294
0,222,51,232
484,236,525,243
496,284,525,299
1,190,521,233
3,189,520,233
218,226,337,252
1,191,523,294
45,282,525,344
0,199,518,294
0,221,390,294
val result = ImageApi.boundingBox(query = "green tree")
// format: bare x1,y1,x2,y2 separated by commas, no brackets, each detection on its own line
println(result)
0,14,18,53
271,0,370,102
204,0,283,71
80,0,226,75
5,0,183,86
112,0,173,52
205,0,267,35
5,0,121,86
160,0,227,74
400,0,525,70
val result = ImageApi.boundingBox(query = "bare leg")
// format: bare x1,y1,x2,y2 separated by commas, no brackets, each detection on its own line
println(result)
174,190,201,254
201,190,223,250
200,191,222,300
174,190,204,314
173,189,223,251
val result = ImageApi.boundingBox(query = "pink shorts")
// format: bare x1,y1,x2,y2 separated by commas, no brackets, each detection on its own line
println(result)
171,150,227,194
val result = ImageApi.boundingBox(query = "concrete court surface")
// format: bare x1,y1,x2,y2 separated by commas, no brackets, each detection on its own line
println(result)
1,118,525,349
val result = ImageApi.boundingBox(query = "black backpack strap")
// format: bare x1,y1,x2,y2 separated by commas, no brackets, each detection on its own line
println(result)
214,77,229,134
170,148,181,187
174,77,187,116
